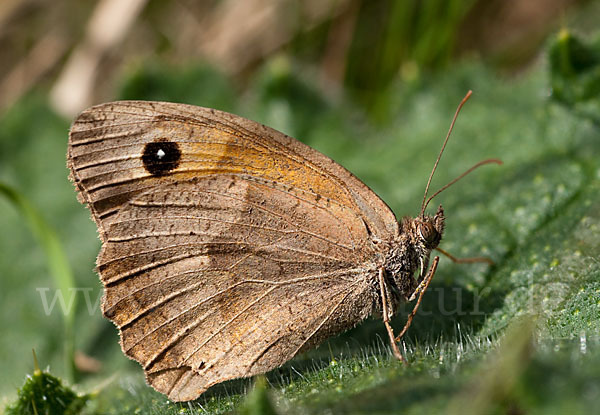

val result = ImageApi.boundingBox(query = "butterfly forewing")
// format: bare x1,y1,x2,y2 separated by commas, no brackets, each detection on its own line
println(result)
67,101,399,401
68,101,398,241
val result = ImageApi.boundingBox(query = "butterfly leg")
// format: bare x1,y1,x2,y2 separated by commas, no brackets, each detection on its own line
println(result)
436,247,493,265
378,268,406,363
394,256,439,342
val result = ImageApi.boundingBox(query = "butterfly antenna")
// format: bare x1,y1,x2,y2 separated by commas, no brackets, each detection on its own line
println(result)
423,158,503,211
420,90,472,218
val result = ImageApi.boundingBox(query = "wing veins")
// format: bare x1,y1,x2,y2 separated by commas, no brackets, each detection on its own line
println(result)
80,104,356,206
142,285,278,369
290,282,359,358
103,251,196,286
73,140,263,167
119,265,360,333
243,280,360,374
103,238,347,273
107,212,354,252
196,186,356,251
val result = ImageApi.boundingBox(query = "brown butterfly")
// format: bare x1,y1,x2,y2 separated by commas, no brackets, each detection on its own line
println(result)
67,91,499,401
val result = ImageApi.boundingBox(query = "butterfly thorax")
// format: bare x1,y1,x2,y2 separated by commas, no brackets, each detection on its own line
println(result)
382,205,445,307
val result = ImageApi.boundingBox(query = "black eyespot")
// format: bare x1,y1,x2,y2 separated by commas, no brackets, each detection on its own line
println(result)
142,140,181,177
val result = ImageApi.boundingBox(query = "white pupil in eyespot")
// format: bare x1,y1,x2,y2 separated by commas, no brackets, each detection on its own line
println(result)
156,149,166,159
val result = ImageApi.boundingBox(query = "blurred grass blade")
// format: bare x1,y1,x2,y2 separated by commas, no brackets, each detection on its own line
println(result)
0,182,76,381
549,29,600,123
447,316,537,415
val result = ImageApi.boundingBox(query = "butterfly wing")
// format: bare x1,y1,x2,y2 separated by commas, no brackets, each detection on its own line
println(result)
98,175,377,400
67,101,398,401
68,101,398,241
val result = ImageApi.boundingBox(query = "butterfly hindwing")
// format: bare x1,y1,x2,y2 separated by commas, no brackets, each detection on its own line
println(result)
99,175,376,400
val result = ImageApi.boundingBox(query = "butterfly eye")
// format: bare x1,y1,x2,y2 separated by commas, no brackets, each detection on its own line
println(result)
417,222,438,248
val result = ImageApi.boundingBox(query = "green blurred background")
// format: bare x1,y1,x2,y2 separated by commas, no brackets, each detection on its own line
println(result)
1,1,600,414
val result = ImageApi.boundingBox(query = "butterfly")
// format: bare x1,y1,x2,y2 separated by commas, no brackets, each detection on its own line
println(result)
67,91,498,401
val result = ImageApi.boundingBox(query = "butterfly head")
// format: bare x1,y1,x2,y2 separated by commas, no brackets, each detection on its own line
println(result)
383,205,445,303
415,205,445,250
